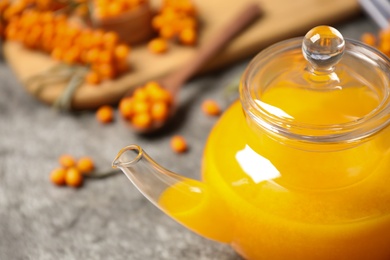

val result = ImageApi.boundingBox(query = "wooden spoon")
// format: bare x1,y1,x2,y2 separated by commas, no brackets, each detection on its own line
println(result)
128,2,262,134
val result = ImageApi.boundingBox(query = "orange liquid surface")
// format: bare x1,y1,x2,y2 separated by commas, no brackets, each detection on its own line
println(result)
159,84,390,259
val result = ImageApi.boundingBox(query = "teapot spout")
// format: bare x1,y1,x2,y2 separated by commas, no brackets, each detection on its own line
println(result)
112,144,187,207
112,145,232,243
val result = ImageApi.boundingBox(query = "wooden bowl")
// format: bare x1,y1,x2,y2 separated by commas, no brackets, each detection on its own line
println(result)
91,2,155,45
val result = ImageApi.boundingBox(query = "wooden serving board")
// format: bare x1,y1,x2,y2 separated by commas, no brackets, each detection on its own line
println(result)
3,0,360,110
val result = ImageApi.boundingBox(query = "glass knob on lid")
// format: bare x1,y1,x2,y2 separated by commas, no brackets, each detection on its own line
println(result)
302,26,345,73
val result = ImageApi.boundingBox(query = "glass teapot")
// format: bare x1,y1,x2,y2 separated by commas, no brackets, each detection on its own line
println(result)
113,26,390,260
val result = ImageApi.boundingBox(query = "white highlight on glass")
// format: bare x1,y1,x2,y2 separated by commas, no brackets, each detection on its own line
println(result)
235,145,281,184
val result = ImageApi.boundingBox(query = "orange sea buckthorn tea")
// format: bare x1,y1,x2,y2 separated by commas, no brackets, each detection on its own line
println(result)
113,26,390,260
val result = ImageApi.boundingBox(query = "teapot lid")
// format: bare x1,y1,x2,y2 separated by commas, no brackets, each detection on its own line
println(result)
241,26,390,145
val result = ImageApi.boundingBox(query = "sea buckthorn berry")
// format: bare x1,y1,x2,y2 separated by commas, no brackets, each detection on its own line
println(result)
76,156,95,175
179,17,197,30
131,112,152,129
151,101,169,121
96,105,114,124
148,38,168,54
170,135,188,153
86,48,100,64
107,2,123,17
201,99,221,116
102,31,119,48
133,88,149,101
132,99,150,114
179,27,196,45
91,29,105,47
85,71,101,85
50,168,67,186
144,81,162,93
152,15,164,30
98,50,114,64
160,24,176,39
65,167,83,187
63,46,81,64
150,87,172,104
379,29,390,41
97,63,116,79
65,26,80,39
51,47,63,60
147,84,172,103
119,97,134,119
380,41,390,54
59,154,76,168
114,44,130,61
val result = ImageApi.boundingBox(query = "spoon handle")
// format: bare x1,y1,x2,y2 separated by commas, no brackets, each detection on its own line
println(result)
163,2,262,94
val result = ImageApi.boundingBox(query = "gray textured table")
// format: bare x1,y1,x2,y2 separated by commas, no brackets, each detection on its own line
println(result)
0,15,378,260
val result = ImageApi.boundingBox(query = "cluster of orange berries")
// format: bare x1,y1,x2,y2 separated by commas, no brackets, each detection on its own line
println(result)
0,0,65,22
3,9,130,85
361,30,390,57
0,0,89,37
95,96,221,155
93,0,147,19
96,96,221,129
148,0,198,54
50,154,95,188
118,81,173,130
94,102,188,153
0,0,199,84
